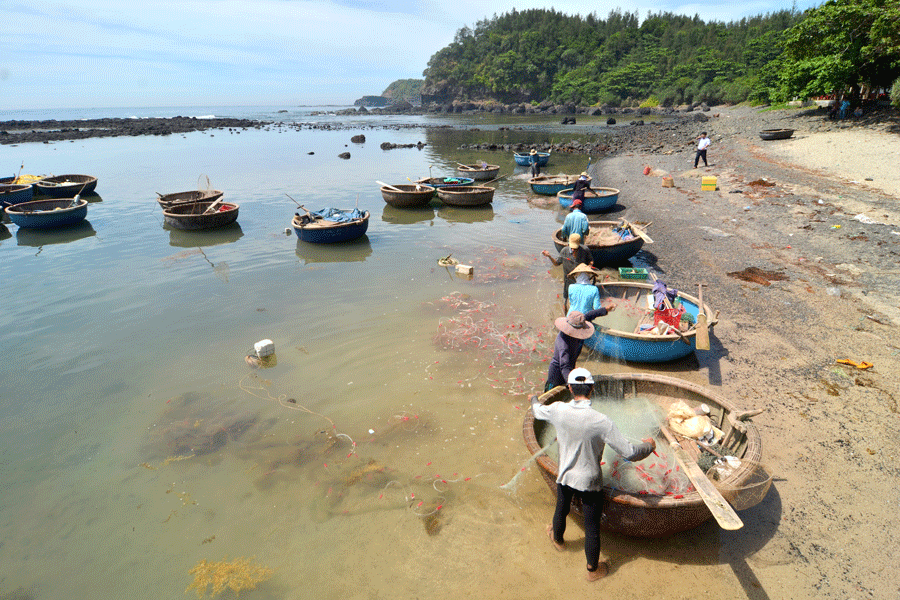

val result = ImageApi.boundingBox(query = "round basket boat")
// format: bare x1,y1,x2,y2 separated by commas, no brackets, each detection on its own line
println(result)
162,201,239,230
523,373,765,537
5,198,88,228
437,185,495,207
36,174,98,198
0,184,34,207
380,184,435,208
552,220,651,265
457,164,500,181
157,189,224,210
558,187,619,213
415,176,474,189
758,128,794,141
529,175,589,196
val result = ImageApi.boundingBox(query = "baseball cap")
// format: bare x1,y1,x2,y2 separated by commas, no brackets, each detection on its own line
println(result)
568,367,594,385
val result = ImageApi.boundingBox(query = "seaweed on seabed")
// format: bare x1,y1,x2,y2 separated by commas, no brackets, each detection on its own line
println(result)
186,557,274,598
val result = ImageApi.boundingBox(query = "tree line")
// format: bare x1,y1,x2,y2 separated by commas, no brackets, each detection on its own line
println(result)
420,1,900,107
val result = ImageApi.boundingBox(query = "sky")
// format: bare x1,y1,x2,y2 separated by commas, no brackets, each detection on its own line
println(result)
0,0,823,110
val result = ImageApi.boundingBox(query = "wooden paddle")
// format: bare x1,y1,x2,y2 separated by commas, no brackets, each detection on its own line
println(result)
620,218,654,244
406,177,422,191
376,180,404,192
696,284,710,350
202,195,226,214
660,424,743,530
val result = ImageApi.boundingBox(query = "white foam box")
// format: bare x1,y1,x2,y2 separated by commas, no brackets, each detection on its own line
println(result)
456,264,474,275
254,339,275,357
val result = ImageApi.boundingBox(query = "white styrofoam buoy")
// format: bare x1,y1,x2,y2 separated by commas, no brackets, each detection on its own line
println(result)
254,339,275,357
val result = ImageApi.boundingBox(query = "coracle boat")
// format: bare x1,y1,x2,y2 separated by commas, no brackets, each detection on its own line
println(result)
157,189,224,210
584,280,718,362
379,184,435,208
5,198,88,229
0,174,45,190
524,373,766,537
414,176,474,189
558,187,619,213
758,128,794,141
514,151,550,167
552,220,651,265
162,200,239,230
0,184,34,207
35,174,98,198
457,163,500,181
292,208,369,243
436,185,495,207
529,175,589,196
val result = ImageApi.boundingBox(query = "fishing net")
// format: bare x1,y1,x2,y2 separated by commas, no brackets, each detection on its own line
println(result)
708,459,773,511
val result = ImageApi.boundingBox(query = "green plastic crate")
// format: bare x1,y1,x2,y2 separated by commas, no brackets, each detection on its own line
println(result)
618,267,648,280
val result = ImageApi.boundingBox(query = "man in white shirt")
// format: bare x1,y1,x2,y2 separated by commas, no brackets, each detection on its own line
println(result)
694,131,710,168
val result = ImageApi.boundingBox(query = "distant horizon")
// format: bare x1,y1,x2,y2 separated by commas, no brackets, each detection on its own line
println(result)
1,1,822,111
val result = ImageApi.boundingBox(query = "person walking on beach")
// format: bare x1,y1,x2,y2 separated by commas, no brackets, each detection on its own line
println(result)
693,132,710,168
531,367,656,581
542,233,593,307
543,310,608,391
529,149,542,177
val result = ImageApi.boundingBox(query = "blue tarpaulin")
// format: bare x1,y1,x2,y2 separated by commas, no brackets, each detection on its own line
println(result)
310,208,365,222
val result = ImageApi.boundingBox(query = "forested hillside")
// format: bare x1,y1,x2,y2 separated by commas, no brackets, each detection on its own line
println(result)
422,8,798,106
382,79,425,104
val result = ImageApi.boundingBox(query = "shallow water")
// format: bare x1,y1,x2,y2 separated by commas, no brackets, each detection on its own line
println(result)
0,108,747,600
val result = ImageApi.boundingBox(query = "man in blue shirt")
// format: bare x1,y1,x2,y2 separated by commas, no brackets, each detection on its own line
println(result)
561,199,589,241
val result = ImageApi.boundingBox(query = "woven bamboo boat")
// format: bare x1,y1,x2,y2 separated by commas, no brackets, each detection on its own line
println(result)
292,210,370,243
5,198,88,228
414,176,474,189
523,373,765,537
162,201,239,230
557,187,619,213
758,128,794,141
457,163,500,180
436,185,495,207
529,175,588,196
584,280,718,362
379,184,435,208
0,184,34,207
157,189,224,210
552,220,651,265
35,174,98,198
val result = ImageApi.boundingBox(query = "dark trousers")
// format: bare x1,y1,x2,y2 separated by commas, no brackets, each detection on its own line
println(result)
694,149,707,167
552,484,606,570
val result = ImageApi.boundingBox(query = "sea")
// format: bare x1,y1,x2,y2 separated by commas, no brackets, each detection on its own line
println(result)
0,106,728,600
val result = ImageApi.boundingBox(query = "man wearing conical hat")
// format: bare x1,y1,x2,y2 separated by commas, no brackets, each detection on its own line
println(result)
566,263,610,316
529,148,542,177
542,233,593,309
543,308,609,392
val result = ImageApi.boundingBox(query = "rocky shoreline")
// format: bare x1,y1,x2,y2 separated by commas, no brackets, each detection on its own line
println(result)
0,116,265,145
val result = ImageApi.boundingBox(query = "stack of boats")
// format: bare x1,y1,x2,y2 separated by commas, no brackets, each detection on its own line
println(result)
156,187,239,230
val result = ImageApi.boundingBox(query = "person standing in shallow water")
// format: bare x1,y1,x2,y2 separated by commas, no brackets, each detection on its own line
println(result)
694,131,710,168
531,368,656,581
529,148,541,177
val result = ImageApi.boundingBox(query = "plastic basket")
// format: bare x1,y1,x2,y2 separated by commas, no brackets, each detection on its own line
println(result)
653,307,685,328
618,267,648,280
710,461,773,511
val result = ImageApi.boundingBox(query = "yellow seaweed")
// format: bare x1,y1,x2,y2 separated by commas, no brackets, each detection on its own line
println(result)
186,557,274,598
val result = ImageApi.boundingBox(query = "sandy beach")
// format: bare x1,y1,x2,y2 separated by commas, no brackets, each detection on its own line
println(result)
574,104,900,599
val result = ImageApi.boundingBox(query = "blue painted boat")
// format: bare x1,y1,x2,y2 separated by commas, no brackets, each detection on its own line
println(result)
582,281,717,362
414,177,474,189
0,184,34,207
557,187,619,213
552,220,651,265
5,198,88,228
529,175,587,196
293,209,370,243
514,152,550,167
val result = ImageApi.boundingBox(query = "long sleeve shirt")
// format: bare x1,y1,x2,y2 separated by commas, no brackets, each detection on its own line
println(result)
531,397,654,491
545,308,607,388
561,209,589,241
567,283,601,316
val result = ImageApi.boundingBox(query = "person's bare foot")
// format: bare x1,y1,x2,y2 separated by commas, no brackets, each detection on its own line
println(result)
585,557,610,581
546,524,564,551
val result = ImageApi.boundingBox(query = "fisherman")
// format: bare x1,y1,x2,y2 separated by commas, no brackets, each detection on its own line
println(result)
529,149,541,177
560,198,589,241
566,263,606,316
570,172,593,203
531,368,656,581
693,132,710,168
543,310,607,391
542,233,593,308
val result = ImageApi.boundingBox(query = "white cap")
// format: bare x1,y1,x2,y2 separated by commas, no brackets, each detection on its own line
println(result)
568,367,594,385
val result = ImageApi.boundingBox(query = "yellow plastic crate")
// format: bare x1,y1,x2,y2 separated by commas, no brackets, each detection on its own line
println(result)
701,176,717,191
